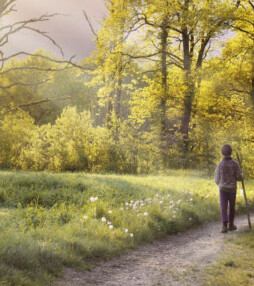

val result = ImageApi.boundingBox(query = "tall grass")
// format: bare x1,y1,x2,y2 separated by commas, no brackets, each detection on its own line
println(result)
0,170,253,286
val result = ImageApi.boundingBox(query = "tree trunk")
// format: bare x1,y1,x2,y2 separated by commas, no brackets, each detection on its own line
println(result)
251,48,254,109
180,26,192,153
106,93,113,129
159,19,169,166
115,63,123,120
180,76,195,153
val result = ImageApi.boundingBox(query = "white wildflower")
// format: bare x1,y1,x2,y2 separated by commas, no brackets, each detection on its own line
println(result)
189,198,193,201
101,217,106,222
130,233,134,237
83,215,88,219
144,212,148,216
159,201,163,204
109,225,113,229
107,221,112,225
108,210,112,214
125,229,128,233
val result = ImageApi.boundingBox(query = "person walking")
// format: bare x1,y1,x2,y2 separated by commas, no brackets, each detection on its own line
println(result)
215,144,243,233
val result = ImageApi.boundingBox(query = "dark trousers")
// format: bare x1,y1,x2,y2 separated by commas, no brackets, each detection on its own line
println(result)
219,190,236,223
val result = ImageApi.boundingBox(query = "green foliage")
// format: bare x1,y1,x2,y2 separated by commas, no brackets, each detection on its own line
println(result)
0,171,253,285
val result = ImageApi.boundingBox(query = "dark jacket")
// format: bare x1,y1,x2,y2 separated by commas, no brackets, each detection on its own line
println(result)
214,156,242,192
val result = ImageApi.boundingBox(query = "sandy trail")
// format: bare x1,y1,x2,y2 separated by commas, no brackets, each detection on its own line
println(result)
55,214,253,286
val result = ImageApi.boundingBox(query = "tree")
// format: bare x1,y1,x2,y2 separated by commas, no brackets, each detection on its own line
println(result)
0,0,91,114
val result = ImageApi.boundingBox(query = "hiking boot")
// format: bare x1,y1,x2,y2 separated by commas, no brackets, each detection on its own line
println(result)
221,223,228,233
228,223,237,231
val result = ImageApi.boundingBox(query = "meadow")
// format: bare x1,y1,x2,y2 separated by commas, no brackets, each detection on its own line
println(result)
0,170,254,286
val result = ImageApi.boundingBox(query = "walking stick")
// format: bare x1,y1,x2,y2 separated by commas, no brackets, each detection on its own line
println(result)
236,152,251,229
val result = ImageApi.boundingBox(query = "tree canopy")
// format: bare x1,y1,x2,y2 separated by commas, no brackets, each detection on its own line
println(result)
1,0,254,176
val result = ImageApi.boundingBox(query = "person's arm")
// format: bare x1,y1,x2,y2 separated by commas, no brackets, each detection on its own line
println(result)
235,162,243,181
214,163,220,185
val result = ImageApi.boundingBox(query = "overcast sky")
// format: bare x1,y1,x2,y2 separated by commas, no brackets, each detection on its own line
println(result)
2,0,106,61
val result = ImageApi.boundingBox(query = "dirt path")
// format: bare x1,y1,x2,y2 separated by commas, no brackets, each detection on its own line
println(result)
55,214,253,286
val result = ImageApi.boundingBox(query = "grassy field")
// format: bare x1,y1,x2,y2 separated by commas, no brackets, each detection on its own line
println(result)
0,170,254,286
204,228,254,286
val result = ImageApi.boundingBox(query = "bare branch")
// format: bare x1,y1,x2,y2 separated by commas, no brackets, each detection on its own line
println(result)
0,13,64,56
83,9,98,39
0,65,72,76
0,79,50,89
249,0,254,10
111,51,160,59
2,95,73,114
23,26,64,56
0,52,94,71
226,23,254,39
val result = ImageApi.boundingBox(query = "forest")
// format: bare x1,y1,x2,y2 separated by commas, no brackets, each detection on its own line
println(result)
0,0,254,176
1,1,254,285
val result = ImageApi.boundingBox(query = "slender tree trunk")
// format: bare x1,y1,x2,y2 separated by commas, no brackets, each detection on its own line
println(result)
160,21,168,146
159,19,169,166
114,1,126,122
115,62,123,119
106,92,113,129
180,26,192,153
251,48,254,109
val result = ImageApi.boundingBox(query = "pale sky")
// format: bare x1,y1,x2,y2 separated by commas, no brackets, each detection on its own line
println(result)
2,0,106,61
